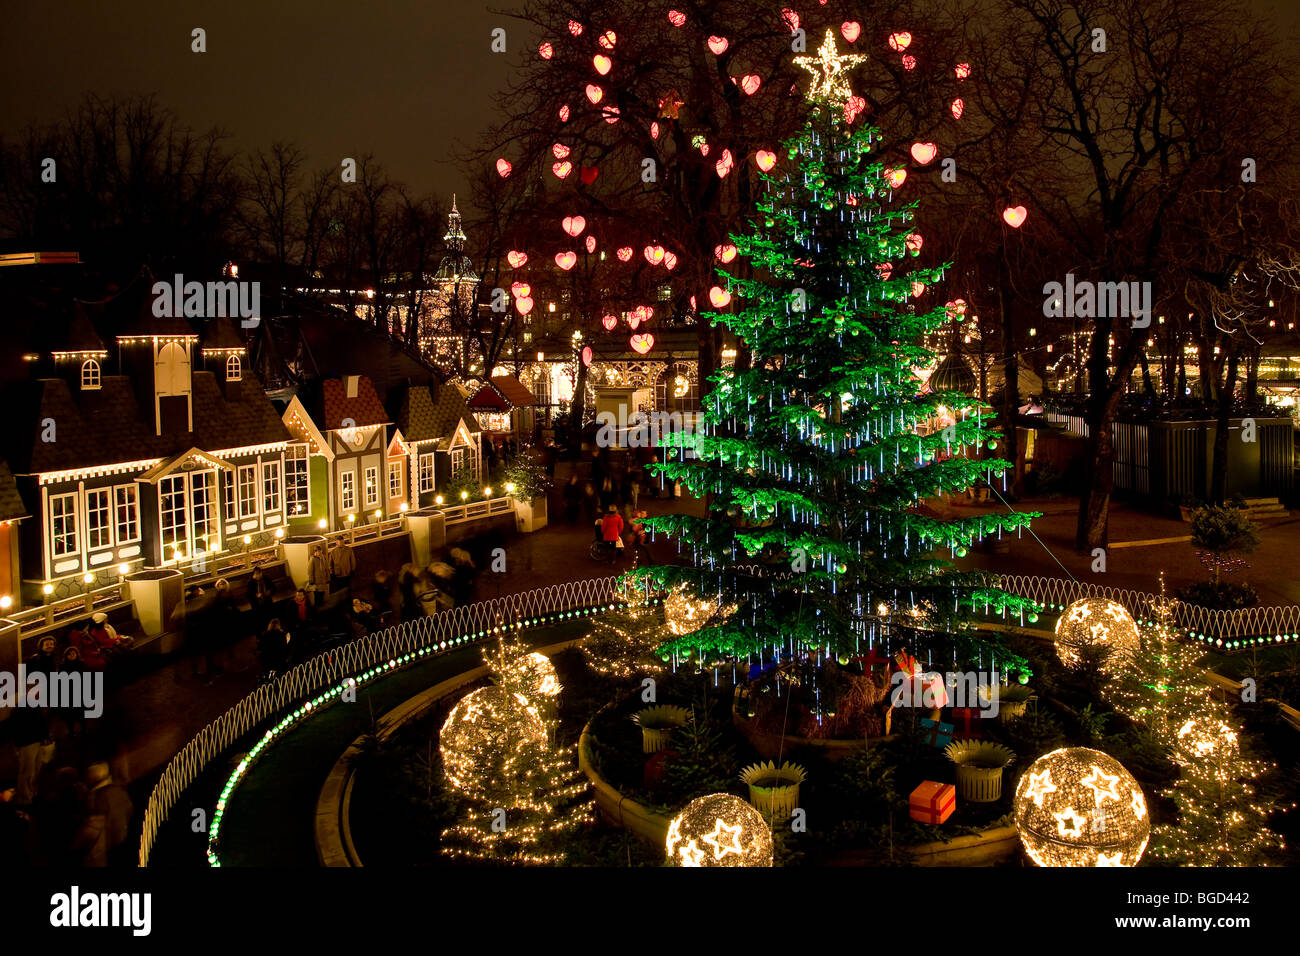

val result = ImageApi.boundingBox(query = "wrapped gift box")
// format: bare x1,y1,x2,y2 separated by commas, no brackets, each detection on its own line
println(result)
909,781,956,824
919,717,955,748
949,706,985,739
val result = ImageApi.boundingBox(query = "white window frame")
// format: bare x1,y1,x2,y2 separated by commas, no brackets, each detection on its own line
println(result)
226,354,242,382
50,492,79,557
340,469,356,512
364,465,379,507
159,474,188,559
114,485,140,544
191,472,215,554
388,461,402,499
418,452,435,493
262,459,282,514
286,445,310,516
84,487,113,551
237,464,259,518
222,469,237,522
81,359,101,390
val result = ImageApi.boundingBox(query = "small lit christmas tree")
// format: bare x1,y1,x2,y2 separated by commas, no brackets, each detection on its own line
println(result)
639,31,1036,664
1115,578,1284,865
441,634,590,864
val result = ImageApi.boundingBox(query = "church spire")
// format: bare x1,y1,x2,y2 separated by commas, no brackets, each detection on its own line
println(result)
444,194,467,251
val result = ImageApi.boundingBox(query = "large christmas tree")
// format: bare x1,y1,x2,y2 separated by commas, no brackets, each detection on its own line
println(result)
638,31,1036,665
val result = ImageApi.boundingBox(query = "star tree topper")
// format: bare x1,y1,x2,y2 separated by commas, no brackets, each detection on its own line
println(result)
794,29,867,104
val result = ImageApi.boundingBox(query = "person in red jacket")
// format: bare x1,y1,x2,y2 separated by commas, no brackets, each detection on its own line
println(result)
600,505,624,546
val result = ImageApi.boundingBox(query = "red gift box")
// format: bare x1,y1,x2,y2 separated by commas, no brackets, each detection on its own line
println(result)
950,706,985,739
909,781,956,824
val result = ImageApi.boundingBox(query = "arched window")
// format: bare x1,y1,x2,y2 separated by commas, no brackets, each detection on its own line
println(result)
81,359,101,390
226,354,242,382
655,364,699,412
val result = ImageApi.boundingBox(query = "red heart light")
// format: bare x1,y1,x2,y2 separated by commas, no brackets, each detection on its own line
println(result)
715,244,738,263
902,54,916,70
707,36,729,55
715,148,734,178
538,42,553,59
841,21,861,43
580,166,599,184
1002,205,1027,228
586,235,597,254
888,32,912,51
630,333,655,354
586,84,603,104
516,295,534,315
885,168,907,188
905,233,923,253
668,10,685,27
598,30,616,49
951,98,964,120
955,62,971,79
602,314,618,330
593,54,612,75
506,250,527,268
781,8,800,32
552,161,573,179
617,247,633,262
644,245,665,265
495,158,512,178
755,150,777,172
562,216,586,237
558,104,570,122
844,96,866,123
910,142,938,165
740,74,761,95
663,252,678,271
709,286,732,308
568,20,583,36
552,143,570,159
555,251,577,270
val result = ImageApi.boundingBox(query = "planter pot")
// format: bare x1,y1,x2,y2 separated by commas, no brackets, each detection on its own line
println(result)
633,705,689,754
978,684,1035,724
514,496,548,533
945,740,1016,803
955,764,1005,802
739,761,807,822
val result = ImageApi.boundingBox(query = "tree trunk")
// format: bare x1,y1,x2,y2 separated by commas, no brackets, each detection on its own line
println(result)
1209,344,1239,504
997,239,1022,496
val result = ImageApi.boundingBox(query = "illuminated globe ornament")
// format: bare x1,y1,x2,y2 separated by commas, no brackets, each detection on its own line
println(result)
1175,715,1238,761
664,586,724,637
1054,598,1140,668
517,652,561,699
665,793,773,867
439,686,546,801
1014,747,1149,867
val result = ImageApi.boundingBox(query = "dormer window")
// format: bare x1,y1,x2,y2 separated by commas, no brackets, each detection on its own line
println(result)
226,354,242,382
81,359,101,390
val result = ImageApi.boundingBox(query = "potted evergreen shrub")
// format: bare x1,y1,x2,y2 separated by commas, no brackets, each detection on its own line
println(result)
503,458,552,532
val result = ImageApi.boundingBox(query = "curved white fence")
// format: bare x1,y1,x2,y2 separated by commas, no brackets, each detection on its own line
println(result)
139,571,1299,865
138,575,622,866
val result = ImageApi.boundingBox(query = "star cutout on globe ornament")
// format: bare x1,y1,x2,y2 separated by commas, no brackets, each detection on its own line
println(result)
702,818,745,860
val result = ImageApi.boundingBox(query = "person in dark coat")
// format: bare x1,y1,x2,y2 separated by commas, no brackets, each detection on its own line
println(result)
308,545,330,606
55,647,88,737
247,565,274,629
81,762,133,868
580,481,599,526
257,618,289,676
562,474,582,523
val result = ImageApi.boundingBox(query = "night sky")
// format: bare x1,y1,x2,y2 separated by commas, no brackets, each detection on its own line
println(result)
2,0,1297,218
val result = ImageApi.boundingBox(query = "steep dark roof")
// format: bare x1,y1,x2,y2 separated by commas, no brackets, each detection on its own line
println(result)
202,314,247,350
0,461,29,522
320,376,390,431
488,374,538,407
110,269,197,339
467,385,509,411
392,380,481,445
10,368,290,475
63,302,106,353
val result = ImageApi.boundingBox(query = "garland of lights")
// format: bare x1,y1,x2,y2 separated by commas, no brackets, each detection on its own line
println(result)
203,600,649,866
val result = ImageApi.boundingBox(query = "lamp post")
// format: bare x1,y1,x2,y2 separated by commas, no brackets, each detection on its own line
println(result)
83,572,95,612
